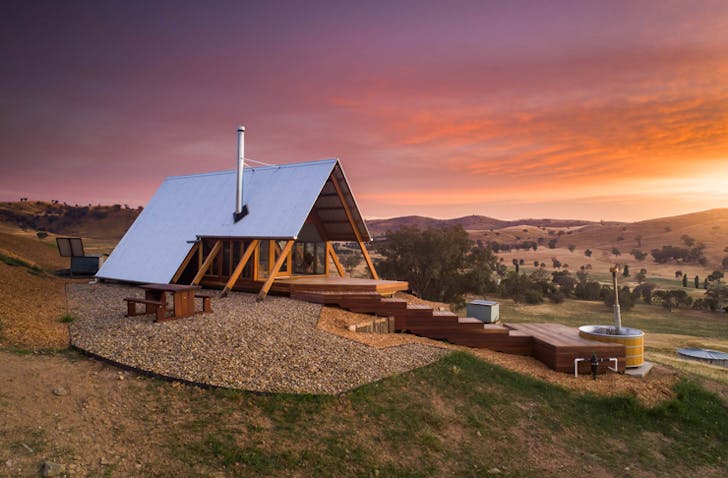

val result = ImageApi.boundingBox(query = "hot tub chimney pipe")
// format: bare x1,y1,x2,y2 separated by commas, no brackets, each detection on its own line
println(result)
234,125,248,222
610,266,622,334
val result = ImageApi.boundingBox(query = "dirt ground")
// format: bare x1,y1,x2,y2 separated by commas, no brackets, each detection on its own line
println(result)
1,350,169,477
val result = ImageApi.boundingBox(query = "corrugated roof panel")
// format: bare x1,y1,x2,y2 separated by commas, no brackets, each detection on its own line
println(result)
97,159,339,284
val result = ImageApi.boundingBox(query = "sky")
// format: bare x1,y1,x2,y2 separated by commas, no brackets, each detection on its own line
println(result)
1,0,727,221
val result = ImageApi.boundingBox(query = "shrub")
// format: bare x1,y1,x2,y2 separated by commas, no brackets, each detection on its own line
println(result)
524,290,544,304
633,283,657,304
630,249,647,260
548,290,565,304
602,286,636,311
708,270,724,282
654,290,693,311
575,281,602,301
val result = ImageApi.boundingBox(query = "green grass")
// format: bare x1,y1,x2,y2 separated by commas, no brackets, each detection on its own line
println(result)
0,251,43,273
58,315,75,323
160,352,728,477
499,299,728,340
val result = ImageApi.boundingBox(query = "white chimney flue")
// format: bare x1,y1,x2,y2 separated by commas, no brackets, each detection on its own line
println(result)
233,125,248,222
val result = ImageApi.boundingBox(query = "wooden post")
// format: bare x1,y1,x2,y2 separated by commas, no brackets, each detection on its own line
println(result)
220,240,259,297
171,242,199,284
191,240,222,285
327,243,345,277
329,174,379,280
257,240,294,301
357,241,379,280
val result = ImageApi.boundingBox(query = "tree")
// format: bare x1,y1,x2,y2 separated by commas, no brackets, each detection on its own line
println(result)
723,256,728,271
341,253,362,275
575,281,602,300
636,268,647,283
622,264,630,277
705,283,728,311
584,249,592,257
682,274,688,287
630,249,647,261
612,247,621,257
376,226,497,303
534,260,540,268
512,258,520,274
602,286,636,311
675,270,683,278
651,245,705,264
500,271,542,304
576,268,588,284
681,234,695,247
548,238,558,249
654,289,692,312
708,270,724,282
551,257,561,268
694,275,700,288
552,270,576,296
568,244,576,253
633,283,656,304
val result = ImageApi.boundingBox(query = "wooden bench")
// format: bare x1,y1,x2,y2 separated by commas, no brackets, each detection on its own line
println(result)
195,294,213,313
124,297,166,322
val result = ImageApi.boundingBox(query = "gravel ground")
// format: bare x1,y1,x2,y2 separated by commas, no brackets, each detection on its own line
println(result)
68,283,448,394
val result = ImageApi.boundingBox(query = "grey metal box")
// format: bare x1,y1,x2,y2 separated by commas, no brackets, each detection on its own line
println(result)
466,300,499,323
70,255,104,275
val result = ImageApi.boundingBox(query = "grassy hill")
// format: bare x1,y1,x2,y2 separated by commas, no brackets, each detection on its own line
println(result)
369,209,728,279
368,215,598,237
0,200,140,242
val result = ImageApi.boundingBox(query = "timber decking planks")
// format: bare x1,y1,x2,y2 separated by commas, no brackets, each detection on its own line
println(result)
509,323,626,373
284,287,625,373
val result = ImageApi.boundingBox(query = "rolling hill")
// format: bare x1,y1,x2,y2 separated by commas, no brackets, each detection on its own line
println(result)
367,209,728,276
0,200,140,241
367,215,600,237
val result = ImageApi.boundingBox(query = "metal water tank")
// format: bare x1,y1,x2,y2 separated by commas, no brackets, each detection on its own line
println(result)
466,300,499,323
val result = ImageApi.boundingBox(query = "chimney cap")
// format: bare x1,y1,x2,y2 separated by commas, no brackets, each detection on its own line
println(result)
238,125,245,132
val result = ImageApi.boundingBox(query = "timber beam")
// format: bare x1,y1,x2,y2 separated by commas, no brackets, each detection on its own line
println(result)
329,174,379,280
220,240,259,297
172,242,199,284
257,240,295,301
191,240,222,285
327,243,345,277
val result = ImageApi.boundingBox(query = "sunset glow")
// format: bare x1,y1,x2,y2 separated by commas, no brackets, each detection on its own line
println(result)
1,1,727,221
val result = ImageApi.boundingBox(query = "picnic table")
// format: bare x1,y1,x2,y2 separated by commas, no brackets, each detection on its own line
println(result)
124,283,212,322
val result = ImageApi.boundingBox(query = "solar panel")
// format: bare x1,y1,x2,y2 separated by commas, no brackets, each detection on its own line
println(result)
56,237,85,257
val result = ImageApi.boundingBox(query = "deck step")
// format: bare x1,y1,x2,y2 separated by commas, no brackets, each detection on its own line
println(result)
432,310,457,318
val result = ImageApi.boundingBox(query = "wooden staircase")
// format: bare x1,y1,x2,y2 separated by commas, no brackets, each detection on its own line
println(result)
292,290,533,355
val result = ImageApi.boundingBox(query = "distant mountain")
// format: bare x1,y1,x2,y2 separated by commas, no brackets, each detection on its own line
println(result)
366,215,600,238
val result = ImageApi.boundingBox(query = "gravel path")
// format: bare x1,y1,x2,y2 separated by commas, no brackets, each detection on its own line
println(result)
68,283,448,394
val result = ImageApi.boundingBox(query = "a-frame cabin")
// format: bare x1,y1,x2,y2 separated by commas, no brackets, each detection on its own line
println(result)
96,129,404,299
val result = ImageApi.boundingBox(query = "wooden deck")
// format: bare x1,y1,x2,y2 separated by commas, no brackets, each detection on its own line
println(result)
289,288,626,374
199,276,409,296
508,323,626,373
275,277,409,295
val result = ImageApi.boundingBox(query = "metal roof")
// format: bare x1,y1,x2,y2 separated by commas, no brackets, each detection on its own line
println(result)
677,348,728,360
96,158,370,284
